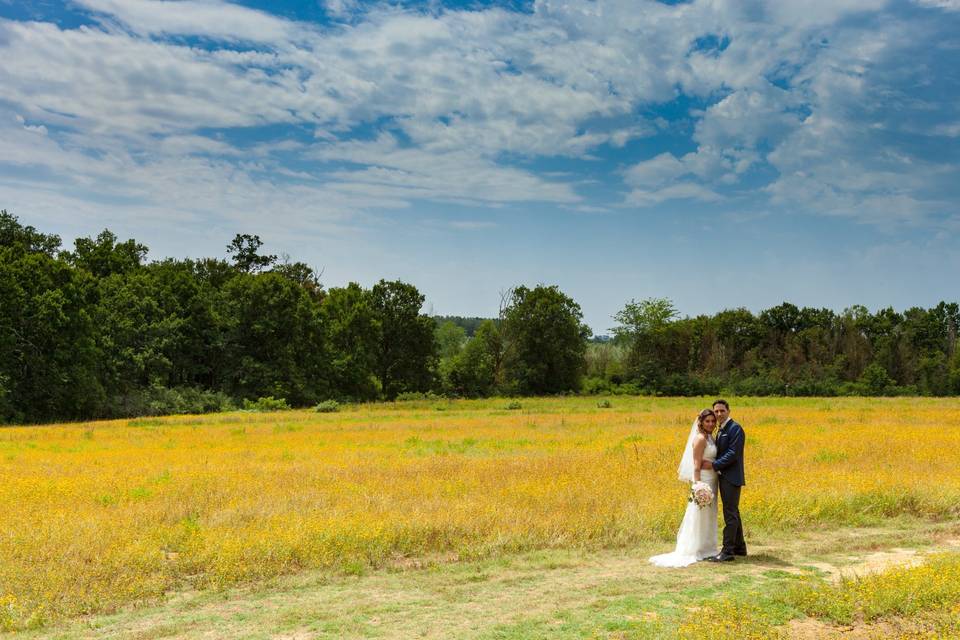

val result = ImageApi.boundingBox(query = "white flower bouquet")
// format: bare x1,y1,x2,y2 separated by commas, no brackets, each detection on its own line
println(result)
688,481,714,508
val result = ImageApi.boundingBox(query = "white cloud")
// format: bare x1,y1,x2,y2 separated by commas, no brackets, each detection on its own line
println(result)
312,134,579,205
0,0,957,233
912,0,960,10
626,182,722,207
624,153,688,189
75,0,305,42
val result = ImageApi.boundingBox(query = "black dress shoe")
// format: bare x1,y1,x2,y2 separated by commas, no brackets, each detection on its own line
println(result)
708,552,736,562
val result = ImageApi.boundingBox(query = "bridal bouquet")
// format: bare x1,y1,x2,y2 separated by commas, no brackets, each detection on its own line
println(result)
688,481,714,508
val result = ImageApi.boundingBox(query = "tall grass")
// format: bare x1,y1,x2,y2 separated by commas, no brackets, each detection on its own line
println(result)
2,396,958,630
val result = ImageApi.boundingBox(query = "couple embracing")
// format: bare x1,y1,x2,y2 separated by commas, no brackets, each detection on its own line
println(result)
650,399,747,567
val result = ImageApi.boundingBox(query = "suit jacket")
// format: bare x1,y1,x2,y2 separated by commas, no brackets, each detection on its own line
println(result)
714,418,745,486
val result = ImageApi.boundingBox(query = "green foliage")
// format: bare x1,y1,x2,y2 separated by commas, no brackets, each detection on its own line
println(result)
226,234,276,273
859,362,895,396
321,283,381,401
395,391,441,401
3,210,960,424
500,285,591,395
65,229,147,278
444,320,502,397
371,280,437,399
432,315,489,337
314,400,340,413
612,297,678,340
110,386,234,418
596,399,612,408
435,320,466,360
242,396,291,412
220,272,330,405
505,400,522,410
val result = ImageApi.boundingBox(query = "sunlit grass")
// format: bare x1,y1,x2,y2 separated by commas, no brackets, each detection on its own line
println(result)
2,396,959,630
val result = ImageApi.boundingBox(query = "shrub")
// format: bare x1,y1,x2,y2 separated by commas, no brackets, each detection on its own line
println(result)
610,382,643,396
107,386,235,418
314,400,340,413
395,391,440,402
581,376,612,395
242,396,290,412
597,399,612,409
505,400,522,410
727,374,786,396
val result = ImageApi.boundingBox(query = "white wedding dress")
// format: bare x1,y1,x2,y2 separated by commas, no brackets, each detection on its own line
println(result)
649,436,719,567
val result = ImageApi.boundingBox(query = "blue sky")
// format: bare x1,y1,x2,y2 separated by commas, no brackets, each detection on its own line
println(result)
1,0,958,332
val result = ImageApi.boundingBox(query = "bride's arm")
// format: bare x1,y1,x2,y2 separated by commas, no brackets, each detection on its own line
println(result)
692,435,706,483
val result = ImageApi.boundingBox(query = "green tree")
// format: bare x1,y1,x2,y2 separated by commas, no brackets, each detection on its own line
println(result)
501,285,590,394
436,320,466,360
950,349,960,394
611,297,678,342
0,246,102,422
219,272,329,404
66,230,148,278
612,297,684,389
445,320,502,397
226,234,277,273
370,280,438,399
0,209,61,255
859,363,894,396
322,283,381,400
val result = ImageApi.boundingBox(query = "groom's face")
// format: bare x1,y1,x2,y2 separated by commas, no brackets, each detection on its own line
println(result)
713,404,729,423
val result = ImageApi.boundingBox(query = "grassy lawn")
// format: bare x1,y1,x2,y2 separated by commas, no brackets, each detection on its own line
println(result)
14,517,960,639
4,396,960,637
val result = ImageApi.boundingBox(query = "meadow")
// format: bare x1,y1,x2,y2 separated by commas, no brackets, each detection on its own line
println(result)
3,396,960,636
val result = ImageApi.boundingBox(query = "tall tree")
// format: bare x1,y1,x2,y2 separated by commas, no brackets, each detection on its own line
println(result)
66,230,148,278
322,283,381,400
501,285,590,394
226,234,277,273
370,280,438,399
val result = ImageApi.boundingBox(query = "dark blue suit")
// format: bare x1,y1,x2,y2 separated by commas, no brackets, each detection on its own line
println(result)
714,419,745,487
714,418,747,555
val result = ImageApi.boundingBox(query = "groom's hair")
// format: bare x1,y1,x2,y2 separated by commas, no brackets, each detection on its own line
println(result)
712,399,730,410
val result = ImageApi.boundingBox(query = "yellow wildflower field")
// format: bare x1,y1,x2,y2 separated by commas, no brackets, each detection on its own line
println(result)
2,396,958,630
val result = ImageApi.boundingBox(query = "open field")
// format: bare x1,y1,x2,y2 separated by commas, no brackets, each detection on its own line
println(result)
12,518,960,639
3,396,960,636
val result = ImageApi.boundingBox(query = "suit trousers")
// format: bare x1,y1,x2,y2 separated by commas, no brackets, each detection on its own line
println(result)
719,478,747,555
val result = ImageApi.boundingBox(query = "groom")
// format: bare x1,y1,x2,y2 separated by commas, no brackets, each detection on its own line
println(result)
702,399,746,562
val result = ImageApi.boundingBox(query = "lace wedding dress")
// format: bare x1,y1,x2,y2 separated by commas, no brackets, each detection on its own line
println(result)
649,436,719,567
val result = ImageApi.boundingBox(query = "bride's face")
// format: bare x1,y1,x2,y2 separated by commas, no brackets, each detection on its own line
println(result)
701,415,717,431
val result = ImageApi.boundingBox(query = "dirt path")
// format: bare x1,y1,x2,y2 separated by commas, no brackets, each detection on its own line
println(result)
20,520,960,640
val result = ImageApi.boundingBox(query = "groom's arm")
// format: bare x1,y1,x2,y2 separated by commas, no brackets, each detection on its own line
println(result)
711,425,744,471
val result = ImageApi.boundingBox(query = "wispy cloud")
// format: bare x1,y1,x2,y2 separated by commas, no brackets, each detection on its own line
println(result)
0,0,957,237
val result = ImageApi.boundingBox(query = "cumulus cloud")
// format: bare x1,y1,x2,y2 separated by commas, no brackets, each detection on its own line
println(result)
0,0,957,234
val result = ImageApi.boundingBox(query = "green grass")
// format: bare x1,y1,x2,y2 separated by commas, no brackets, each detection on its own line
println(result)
13,518,960,639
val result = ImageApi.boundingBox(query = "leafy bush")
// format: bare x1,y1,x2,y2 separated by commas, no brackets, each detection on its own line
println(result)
107,386,235,418
785,377,839,397
581,376,612,395
314,400,340,413
242,396,290,412
726,375,786,396
395,391,441,402
609,382,643,396
505,400,522,410
597,399,612,408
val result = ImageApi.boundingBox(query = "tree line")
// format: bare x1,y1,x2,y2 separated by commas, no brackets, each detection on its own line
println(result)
2,211,958,423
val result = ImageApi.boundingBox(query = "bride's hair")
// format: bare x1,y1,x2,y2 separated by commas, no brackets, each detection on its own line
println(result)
696,408,716,431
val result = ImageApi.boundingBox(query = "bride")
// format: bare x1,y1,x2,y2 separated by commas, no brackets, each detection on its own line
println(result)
649,409,719,567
